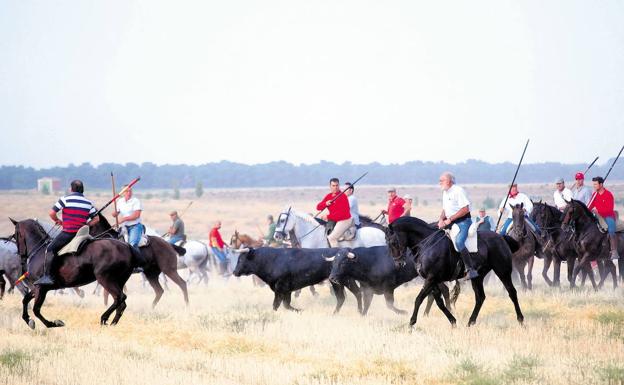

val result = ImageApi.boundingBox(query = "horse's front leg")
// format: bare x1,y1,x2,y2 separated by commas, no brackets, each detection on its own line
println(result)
22,290,35,329
32,287,64,328
541,255,553,287
410,278,438,327
526,255,534,290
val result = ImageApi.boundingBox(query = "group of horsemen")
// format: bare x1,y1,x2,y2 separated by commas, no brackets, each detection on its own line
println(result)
34,171,620,286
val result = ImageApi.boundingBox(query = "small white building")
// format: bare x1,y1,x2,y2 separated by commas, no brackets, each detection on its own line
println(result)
37,177,61,194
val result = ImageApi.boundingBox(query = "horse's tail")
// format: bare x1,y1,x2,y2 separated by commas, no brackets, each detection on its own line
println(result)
502,235,520,253
450,280,461,307
172,244,186,256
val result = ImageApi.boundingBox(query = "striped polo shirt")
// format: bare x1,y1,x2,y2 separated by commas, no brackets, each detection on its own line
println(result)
53,192,97,233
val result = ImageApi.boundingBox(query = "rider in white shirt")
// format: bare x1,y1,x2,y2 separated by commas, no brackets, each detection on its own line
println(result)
344,182,360,228
498,184,539,235
553,177,573,211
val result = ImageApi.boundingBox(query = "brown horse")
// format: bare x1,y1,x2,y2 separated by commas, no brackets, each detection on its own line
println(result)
11,218,136,328
90,214,189,308
230,230,265,287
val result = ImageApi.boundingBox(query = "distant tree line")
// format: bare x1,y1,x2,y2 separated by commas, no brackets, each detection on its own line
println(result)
0,159,622,190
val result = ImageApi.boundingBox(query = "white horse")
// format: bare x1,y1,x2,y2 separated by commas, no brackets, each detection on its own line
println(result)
0,239,27,298
273,207,386,248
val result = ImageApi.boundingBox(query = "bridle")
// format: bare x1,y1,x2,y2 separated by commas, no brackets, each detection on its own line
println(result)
274,207,292,240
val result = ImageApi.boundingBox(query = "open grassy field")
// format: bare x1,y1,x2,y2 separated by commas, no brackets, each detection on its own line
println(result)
1,185,623,385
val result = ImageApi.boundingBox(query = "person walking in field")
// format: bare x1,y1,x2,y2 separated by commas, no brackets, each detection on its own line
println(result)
210,220,229,275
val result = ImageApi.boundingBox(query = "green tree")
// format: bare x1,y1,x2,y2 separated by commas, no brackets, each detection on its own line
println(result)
482,196,496,209
195,181,204,198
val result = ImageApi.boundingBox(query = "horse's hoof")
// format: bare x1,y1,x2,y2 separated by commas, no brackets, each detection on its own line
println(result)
28,319,35,330
467,320,476,327
53,320,65,327
100,320,108,326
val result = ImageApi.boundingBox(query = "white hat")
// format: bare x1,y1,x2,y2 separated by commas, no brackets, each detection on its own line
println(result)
403,194,412,200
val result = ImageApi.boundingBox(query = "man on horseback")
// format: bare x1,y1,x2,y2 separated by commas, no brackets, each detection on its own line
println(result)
498,184,539,235
570,172,592,205
35,180,100,286
553,177,573,211
587,176,620,260
344,182,361,228
112,185,143,248
167,210,185,245
438,172,478,280
382,187,405,224
316,178,353,247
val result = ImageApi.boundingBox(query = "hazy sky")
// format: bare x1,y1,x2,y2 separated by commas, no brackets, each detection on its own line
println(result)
1,0,623,168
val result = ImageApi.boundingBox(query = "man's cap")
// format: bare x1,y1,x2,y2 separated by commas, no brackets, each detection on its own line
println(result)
387,187,396,192
575,172,584,180
479,207,486,212
403,194,412,200
169,210,178,216
555,177,564,184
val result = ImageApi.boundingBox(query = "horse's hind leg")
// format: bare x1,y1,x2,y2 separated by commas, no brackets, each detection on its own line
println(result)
541,255,553,287
110,293,128,325
0,272,5,299
423,294,434,316
22,290,35,329
144,272,165,308
499,273,524,325
32,288,63,328
98,282,122,325
552,258,561,287
163,269,189,306
467,277,486,327
526,256,534,290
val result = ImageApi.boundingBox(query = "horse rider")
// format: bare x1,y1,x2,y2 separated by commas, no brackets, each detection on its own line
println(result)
167,210,186,245
111,185,147,268
344,182,361,228
402,194,413,217
498,183,539,235
260,215,279,246
570,172,592,206
35,180,100,286
553,177,573,211
316,178,353,247
587,176,620,260
438,171,479,280
382,187,405,224
210,220,229,275
474,208,493,232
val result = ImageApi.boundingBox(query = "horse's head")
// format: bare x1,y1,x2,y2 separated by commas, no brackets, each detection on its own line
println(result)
274,207,294,241
510,203,526,233
230,230,241,248
9,218,48,260
561,199,594,231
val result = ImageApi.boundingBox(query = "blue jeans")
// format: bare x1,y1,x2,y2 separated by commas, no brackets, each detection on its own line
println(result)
606,217,616,234
455,217,471,251
127,224,144,247
168,235,183,244
500,216,541,235
211,247,228,263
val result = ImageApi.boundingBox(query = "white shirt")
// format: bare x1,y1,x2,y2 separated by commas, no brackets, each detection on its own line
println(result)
498,192,533,219
553,188,573,211
570,185,593,206
117,196,142,226
442,184,471,218
347,195,360,226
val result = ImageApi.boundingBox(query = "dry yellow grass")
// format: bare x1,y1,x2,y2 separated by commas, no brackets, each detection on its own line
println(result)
1,186,623,385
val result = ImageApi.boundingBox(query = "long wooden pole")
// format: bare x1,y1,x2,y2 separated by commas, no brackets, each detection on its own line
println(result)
495,139,530,231
111,172,119,228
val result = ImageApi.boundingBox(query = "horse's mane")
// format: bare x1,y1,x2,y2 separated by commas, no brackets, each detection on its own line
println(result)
288,209,321,225
571,199,597,223
98,213,112,228
416,229,447,257
535,202,560,218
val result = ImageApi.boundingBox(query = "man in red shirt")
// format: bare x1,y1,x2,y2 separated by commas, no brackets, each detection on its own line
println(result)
587,176,619,260
316,178,352,247
382,187,405,224
210,220,229,275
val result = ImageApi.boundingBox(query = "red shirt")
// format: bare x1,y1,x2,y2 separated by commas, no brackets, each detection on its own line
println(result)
316,191,351,222
209,227,225,249
387,196,406,224
588,189,615,219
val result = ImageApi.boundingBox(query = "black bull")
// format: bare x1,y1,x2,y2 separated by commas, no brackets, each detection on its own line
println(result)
232,247,362,313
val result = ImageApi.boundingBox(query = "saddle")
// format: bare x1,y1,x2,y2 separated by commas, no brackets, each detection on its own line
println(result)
325,220,357,242
446,222,479,253
120,225,150,247
58,226,93,256
595,212,624,234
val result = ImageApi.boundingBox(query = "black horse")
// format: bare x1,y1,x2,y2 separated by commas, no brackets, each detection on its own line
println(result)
508,203,542,290
561,199,620,289
531,201,587,287
89,213,190,308
387,216,524,327
11,218,138,328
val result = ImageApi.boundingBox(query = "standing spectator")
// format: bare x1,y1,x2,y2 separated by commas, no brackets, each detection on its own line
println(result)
474,208,493,232
382,187,405,224
210,221,229,275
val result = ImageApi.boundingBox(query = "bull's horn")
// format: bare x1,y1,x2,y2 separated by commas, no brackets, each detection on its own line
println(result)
347,252,355,259
324,256,336,262
233,247,250,253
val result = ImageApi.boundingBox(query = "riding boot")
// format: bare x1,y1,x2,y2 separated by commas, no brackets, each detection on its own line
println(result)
609,234,620,260
34,252,56,286
132,246,146,273
460,248,479,280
